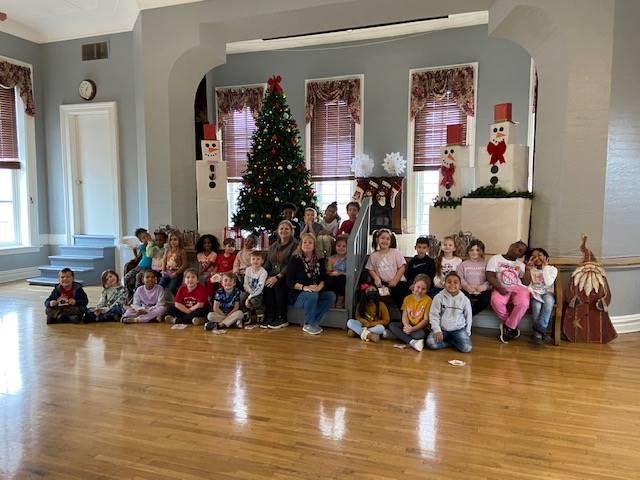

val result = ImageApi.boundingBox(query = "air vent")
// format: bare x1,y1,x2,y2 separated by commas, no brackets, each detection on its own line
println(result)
81,41,109,61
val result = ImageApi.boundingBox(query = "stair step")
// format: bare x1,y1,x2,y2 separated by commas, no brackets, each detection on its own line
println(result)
28,276,85,286
73,234,116,247
48,254,104,268
60,245,108,256
39,265,95,273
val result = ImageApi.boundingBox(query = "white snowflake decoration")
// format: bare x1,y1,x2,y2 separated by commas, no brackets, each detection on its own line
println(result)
351,153,375,178
382,152,406,176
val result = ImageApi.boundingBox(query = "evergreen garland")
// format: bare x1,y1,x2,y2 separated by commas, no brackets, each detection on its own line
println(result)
465,185,534,199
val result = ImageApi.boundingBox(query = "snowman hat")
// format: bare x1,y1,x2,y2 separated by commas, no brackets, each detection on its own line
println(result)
446,124,464,146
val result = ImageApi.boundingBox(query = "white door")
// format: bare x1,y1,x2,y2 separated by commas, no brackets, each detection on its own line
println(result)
61,102,121,241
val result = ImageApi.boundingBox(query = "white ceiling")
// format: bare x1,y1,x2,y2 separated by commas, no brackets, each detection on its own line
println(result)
0,0,204,44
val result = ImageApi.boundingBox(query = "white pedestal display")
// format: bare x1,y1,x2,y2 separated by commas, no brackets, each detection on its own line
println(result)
428,206,462,239
196,139,228,236
460,197,531,254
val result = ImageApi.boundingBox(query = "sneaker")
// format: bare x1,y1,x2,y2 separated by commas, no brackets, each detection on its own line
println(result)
499,323,509,344
513,328,521,339
121,316,140,324
165,315,177,325
302,324,323,335
347,329,357,338
155,316,164,323
366,332,380,343
235,318,244,329
500,325,518,344
192,317,206,326
204,321,218,331
531,332,544,345
260,318,271,329
410,339,424,352
268,318,289,329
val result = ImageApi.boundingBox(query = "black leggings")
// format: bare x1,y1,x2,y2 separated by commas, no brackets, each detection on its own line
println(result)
167,306,209,324
325,274,346,296
263,277,289,322
463,289,492,316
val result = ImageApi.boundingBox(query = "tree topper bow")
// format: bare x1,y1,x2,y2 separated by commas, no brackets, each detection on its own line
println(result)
268,75,283,94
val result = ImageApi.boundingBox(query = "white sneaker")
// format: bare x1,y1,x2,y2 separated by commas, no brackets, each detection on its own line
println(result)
410,339,424,352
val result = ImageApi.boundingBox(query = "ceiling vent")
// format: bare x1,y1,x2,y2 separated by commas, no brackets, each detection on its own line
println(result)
82,41,109,61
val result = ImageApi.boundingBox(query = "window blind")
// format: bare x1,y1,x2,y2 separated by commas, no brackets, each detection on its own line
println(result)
0,87,19,170
310,99,355,181
413,91,467,171
221,106,257,181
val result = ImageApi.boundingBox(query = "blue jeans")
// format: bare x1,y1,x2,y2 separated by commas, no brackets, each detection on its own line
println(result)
292,291,336,326
531,293,555,334
346,319,386,336
426,328,473,353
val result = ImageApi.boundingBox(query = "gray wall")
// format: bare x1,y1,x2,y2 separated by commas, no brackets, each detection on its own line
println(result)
206,25,532,175
0,31,50,271
42,32,139,236
603,0,640,257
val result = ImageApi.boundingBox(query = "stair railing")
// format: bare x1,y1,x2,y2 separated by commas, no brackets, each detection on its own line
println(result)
345,197,372,317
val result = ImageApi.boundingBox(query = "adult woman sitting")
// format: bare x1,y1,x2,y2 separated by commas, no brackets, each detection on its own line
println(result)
286,233,336,335
263,220,298,329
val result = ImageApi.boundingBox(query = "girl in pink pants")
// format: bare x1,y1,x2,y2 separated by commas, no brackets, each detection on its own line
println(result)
485,241,532,343
122,270,167,323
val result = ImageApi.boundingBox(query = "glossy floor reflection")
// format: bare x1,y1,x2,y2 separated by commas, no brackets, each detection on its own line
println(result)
1,281,640,479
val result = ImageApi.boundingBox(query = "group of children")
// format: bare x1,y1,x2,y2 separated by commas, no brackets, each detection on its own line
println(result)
44,200,557,352
345,231,557,351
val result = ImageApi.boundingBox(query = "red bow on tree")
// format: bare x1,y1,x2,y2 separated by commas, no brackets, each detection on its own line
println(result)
267,75,283,94
487,140,507,165
440,164,456,187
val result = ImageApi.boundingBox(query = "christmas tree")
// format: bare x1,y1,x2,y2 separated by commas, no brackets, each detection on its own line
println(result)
232,75,317,232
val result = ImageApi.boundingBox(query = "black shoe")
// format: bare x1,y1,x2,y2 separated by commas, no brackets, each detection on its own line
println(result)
204,321,218,331
268,318,289,329
46,316,56,325
260,319,271,329
499,324,516,344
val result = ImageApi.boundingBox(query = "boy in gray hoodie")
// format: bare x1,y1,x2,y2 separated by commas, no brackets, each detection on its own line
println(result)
427,272,473,353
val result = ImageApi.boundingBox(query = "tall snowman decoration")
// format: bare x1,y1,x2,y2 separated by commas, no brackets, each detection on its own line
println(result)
196,123,229,236
476,103,529,191
438,124,474,200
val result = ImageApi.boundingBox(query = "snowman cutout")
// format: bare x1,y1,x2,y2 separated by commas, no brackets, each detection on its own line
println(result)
202,139,221,190
486,123,508,186
440,147,457,198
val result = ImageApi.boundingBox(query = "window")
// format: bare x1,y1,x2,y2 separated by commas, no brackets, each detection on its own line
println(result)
219,106,257,225
306,76,362,218
0,87,21,246
408,65,476,235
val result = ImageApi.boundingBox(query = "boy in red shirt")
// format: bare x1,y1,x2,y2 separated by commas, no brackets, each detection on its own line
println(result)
45,268,89,324
165,269,209,325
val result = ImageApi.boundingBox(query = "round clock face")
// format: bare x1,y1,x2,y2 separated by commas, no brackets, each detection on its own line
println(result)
79,79,96,100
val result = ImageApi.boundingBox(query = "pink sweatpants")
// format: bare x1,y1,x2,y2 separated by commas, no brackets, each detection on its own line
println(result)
491,286,530,329
122,306,167,323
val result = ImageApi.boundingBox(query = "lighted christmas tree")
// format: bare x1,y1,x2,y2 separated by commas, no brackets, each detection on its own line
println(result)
233,75,317,232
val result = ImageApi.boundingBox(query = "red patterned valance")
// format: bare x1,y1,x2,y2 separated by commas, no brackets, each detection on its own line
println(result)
216,86,264,127
0,60,35,116
305,78,361,124
410,66,474,119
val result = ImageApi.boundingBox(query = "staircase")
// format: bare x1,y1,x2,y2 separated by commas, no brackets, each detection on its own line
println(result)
27,235,116,286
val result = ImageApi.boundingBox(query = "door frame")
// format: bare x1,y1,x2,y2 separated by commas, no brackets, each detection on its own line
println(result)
60,101,121,245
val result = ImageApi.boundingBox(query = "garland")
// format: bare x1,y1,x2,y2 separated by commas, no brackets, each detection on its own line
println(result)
432,196,463,208
465,185,534,199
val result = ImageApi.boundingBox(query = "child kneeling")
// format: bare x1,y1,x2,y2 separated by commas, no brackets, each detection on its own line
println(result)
122,270,167,323
205,272,243,330
346,285,390,342
427,272,473,353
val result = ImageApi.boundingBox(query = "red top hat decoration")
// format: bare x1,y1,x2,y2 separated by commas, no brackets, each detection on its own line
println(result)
203,123,217,141
494,103,513,123
446,124,464,146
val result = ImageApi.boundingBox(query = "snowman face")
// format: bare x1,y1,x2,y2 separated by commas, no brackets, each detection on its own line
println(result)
489,121,515,145
202,140,220,162
442,147,456,167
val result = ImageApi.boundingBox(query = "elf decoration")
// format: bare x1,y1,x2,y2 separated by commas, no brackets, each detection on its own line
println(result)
563,234,617,343
233,75,317,232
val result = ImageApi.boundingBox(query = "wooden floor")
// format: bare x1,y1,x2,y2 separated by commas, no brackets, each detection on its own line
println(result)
1,282,640,480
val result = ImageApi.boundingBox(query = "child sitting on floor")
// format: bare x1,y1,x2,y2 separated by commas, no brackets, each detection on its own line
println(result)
527,247,557,345
336,201,360,236
241,251,267,326
45,268,89,324
406,236,436,287
206,272,243,330
432,236,462,297
121,270,167,323
365,229,408,308
165,269,209,326
427,272,473,353
326,234,348,308
346,285,390,342
457,240,492,316
388,274,432,352
85,269,127,322
233,235,257,283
